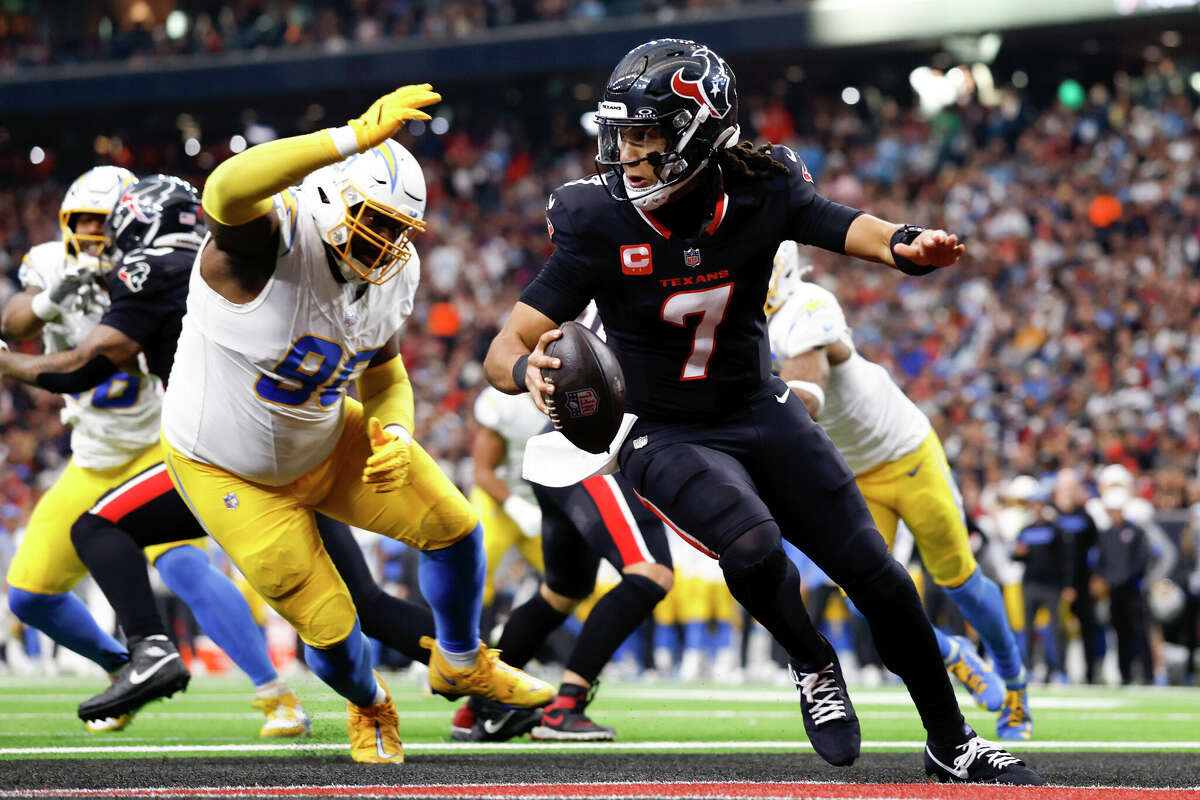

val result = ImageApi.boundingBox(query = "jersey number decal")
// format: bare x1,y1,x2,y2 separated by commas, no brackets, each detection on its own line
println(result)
255,336,381,408
661,284,733,380
90,372,140,409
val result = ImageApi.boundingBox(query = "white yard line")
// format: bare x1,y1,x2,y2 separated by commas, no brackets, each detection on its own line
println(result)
3,739,1200,756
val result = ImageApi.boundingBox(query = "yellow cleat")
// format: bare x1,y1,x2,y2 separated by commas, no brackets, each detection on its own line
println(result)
420,636,554,708
253,690,311,738
85,713,132,733
996,687,1034,741
346,673,404,764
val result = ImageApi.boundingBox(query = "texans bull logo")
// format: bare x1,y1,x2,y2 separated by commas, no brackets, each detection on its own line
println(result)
669,46,733,120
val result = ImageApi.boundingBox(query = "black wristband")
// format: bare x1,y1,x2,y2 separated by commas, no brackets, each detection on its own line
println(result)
890,225,936,276
512,354,530,392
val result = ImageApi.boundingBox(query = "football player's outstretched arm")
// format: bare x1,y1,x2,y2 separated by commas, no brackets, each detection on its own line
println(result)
0,322,139,392
200,84,441,300
1,289,45,341
843,214,965,273
484,301,561,413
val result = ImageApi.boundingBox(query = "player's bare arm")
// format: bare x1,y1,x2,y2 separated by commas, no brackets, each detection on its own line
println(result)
0,322,139,391
779,339,851,419
472,426,513,505
1,288,45,340
484,301,561,413
200,84,441,303
843,213,965,271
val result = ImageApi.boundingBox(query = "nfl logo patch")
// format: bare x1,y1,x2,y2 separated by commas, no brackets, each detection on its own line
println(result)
223,493,239,510
684,248,702,268
565,387,600,418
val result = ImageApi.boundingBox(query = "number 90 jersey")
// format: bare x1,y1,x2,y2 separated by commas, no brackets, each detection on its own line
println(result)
162,186,419,486
519,146,861,423
19,241,161,470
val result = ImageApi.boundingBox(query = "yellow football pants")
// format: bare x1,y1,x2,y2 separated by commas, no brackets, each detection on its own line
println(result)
855,429,977,589
163,398,478,648
654,576,736,626
7,443,204,595
469,487,543,607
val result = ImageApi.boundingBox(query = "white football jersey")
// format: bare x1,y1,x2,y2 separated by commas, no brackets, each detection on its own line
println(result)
768,281,929,474
162,187,420,486
473,386,547,504
18,242,161,470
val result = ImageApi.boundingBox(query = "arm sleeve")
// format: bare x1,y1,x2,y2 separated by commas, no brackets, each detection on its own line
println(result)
36,354,119,394
773,145,863,255
356,355,415,433
518,188,599,324
202,130,342,227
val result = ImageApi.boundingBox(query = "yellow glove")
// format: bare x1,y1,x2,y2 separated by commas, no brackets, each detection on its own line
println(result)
347,84,442,153
362,417,412,492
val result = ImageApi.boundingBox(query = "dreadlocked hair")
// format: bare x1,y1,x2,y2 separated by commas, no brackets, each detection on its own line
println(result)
716,141,791,184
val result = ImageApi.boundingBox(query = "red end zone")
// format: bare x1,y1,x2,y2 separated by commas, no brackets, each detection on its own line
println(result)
5,782,1195,799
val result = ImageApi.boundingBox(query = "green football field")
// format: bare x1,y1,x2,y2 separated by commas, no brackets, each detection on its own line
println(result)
1,671,1198,760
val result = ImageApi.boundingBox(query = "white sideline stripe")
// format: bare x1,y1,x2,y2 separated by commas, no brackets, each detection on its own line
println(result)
605,688,1132,710
3,740,1200,756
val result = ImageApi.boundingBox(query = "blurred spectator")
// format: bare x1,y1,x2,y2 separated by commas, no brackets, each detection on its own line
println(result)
1011,476,1074,683
1093,486,1154,684
1053,468,1104,684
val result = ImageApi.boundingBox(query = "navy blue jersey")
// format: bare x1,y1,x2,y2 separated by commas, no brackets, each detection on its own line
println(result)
101,245,192,385
521,146,861,422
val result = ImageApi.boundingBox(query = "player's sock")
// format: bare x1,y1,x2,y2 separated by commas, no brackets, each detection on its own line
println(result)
684,621,705,652
155,544,278,686
303,620,378,707
7,586,128,673
564,574,666,684
317,513,435,665
495,590,570,669
719,524,828,671
68,513,168,643
418,523,485,654
708,620,732,660
945,567,1025,684
934,626,954,661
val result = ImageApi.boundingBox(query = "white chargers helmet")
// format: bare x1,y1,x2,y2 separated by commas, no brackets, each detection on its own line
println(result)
764,240,813,317
59,166,137,261
1098,463,1134,492
307,139,427,285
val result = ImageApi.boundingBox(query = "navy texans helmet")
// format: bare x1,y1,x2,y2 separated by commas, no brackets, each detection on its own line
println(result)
104,174,205,265
595,38,741,210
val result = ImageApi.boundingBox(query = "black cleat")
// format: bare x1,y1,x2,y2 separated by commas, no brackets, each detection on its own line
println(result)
924,727,1045,785
78,635,190,722
457,698,541,742
530,684,615,742
789,653,860,766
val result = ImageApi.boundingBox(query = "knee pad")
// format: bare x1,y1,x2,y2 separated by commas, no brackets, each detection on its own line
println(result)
718,520,783,575
621,572,669,606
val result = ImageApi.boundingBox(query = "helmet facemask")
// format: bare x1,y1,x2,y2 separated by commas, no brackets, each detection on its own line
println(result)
60,210,111,266
325,183,426,285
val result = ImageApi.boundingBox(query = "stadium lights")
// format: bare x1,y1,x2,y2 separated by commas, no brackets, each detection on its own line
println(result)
29,146,45,165
407,119,426,136
1012,70,1029,89
229,135,247,153
430,117,450,136
165,10,188,40
841,86,861,105
1190,72,1200,94
580,110,599,136
245,123,276,146
184,138,201,157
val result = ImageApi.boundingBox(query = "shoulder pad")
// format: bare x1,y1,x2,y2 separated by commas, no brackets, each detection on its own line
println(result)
771,144,814,184
546,175,610,240
273,188,301,255
474,386,508,431
18,242,64,289
768,281,849,360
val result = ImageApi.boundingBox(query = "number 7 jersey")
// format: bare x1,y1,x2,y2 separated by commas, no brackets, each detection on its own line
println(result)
162,186,420,486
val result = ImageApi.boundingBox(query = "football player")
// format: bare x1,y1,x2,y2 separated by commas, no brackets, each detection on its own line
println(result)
0,168,308,736
485,40,1040,784
765,242,1030,740
471,383,547,619
156,85,551,763
455,305,674,742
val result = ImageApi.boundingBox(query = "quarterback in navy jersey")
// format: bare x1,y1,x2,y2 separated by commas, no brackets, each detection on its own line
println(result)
487,39,1042,785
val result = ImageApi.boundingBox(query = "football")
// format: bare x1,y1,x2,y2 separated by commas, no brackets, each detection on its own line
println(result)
542,320,626,454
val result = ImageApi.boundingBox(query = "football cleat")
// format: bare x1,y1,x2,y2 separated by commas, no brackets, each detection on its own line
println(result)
346,672,403,764
789,651,861,767
996,686,1034,741
945,636,1004,712
420,636,554,708
460,698,542,742
925,727,1044,784
253,689,311,738
78,635,190,722
449,700,477,741
85,713,133,733
531,684,615,742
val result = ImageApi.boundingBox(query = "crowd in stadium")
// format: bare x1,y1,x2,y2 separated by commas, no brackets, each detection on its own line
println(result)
1,0,784,67
1,36,1198,689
